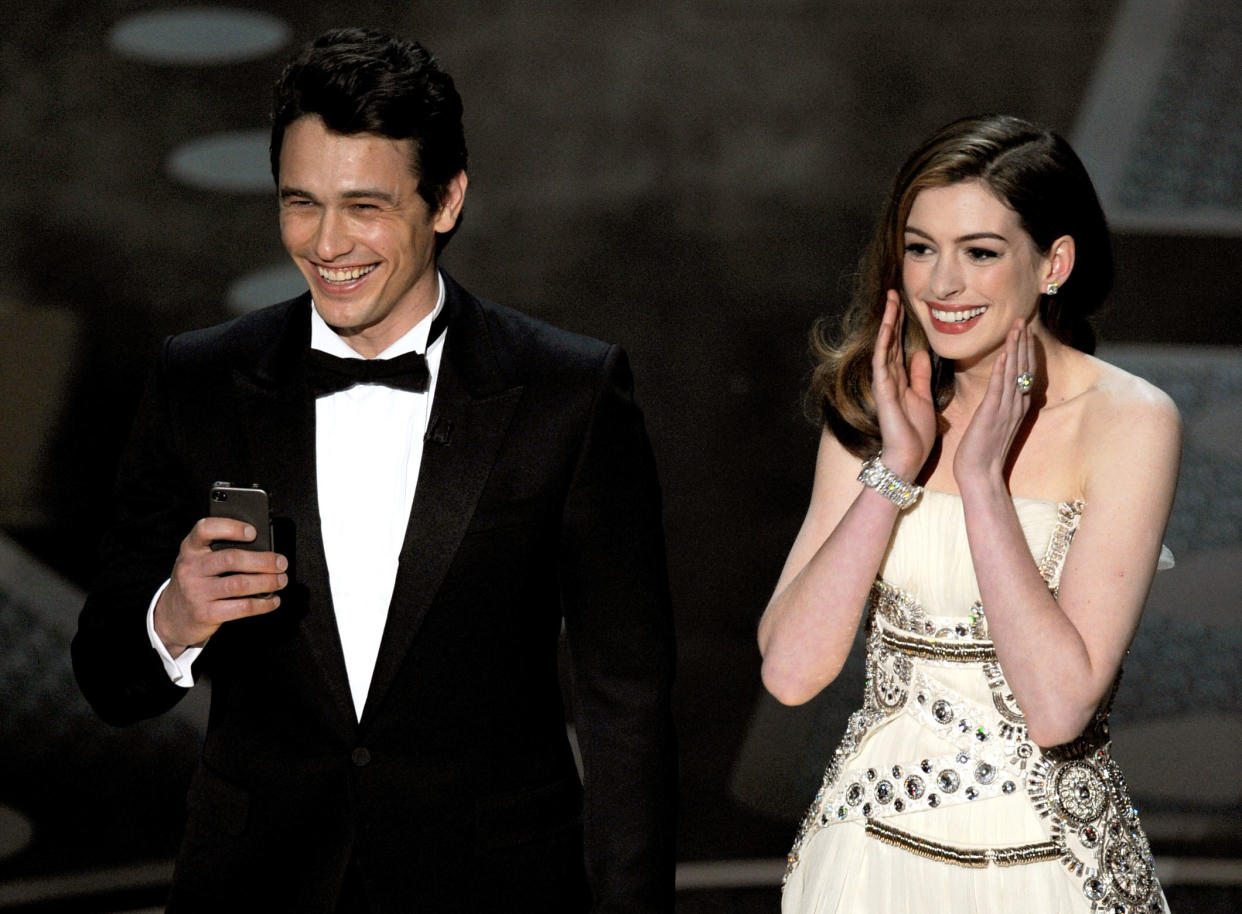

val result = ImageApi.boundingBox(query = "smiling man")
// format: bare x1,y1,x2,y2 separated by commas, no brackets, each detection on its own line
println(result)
72,28,676,914
276,117,463,357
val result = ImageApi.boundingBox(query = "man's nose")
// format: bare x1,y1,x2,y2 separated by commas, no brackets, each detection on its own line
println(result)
313,209,352,261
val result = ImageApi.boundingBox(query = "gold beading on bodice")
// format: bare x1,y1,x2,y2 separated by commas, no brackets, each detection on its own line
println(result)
784,500,1166,914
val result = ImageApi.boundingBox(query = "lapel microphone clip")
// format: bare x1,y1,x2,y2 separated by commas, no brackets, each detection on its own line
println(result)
425,414,453,446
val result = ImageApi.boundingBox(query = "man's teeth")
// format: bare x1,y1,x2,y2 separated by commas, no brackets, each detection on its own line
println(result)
931,306,987,323
317,264,377,282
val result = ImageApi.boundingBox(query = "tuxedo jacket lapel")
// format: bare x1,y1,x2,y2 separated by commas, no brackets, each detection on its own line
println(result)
231,296,358,738
361,281,523,727
219,284,523,733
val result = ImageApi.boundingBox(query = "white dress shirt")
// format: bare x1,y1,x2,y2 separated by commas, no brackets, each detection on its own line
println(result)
148,274,447,720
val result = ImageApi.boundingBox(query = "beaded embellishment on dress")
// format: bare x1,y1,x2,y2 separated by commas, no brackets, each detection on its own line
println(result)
782,500,1168,914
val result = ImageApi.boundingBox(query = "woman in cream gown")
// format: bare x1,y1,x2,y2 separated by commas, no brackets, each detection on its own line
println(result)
758,116,1180,914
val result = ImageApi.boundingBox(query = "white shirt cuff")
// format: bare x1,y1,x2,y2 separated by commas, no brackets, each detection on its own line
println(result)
146,579,203,688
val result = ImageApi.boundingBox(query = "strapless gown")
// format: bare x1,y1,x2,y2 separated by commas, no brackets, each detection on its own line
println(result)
782,491,1170,914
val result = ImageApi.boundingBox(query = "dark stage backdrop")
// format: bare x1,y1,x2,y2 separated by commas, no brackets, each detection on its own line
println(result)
2,0,1240,896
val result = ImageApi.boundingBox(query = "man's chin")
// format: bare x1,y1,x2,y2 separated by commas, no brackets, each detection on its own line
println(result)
312,301,372,333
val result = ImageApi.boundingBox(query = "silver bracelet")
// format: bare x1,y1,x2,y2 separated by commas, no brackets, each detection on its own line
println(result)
857,453,923,510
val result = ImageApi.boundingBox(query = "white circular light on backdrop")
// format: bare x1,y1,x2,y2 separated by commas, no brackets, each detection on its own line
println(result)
109,8,290,66
227,262,307,314
166,128,273,193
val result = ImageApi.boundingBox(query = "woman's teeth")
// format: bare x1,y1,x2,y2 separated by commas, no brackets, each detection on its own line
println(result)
931,306,986,323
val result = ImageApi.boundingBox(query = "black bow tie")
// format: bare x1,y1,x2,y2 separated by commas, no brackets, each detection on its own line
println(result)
305,309,449,397
305,348,431,395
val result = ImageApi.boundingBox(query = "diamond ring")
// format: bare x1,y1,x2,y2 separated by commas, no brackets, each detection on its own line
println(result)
1016,371,1034,394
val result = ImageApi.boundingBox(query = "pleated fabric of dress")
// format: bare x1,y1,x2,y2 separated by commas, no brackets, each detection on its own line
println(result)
782,491,1170,914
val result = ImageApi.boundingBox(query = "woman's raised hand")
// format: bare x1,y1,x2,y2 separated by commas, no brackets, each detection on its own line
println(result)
953,319,1035,489
871,290,936,481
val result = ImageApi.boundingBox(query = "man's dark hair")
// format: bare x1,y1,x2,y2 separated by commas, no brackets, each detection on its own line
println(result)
270,28,468,250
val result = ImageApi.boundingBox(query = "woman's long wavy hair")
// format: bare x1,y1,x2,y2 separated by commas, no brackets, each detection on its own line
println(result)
810,114,1113,458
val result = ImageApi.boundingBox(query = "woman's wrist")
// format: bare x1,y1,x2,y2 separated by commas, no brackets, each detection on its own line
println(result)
881,452,927,486
858,453,923,510
955,467,1010,505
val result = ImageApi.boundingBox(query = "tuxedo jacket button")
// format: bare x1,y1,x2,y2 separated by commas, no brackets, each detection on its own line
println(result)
351,747,372,767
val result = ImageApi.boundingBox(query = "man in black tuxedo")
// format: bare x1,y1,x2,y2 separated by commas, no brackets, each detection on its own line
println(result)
72,28,676,913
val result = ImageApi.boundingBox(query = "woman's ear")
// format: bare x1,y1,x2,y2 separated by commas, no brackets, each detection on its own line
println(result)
1044,235,1076,292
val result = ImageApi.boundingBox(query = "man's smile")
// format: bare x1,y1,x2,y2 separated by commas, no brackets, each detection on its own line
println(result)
315,263,379,284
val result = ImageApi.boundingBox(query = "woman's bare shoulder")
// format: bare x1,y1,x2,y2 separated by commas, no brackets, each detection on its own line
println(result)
1080,355,1180,426
1076,356,1182,478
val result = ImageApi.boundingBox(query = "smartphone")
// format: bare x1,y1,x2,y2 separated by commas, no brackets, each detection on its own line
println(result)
208,482,272,552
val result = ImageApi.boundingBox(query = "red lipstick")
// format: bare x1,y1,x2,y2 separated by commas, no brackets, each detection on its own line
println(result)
927,304,987,335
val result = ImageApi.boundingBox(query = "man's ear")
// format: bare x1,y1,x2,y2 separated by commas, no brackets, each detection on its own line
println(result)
434,171,468,233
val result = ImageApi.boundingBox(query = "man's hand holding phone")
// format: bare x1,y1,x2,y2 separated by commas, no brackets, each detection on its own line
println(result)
153,485,288,657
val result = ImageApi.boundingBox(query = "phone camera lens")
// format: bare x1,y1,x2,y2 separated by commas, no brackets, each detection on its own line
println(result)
211,490,228,502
